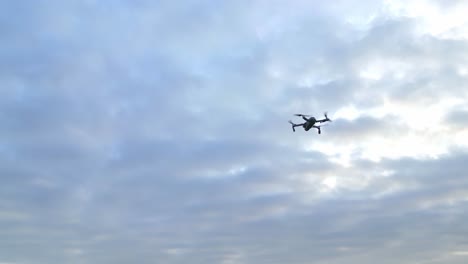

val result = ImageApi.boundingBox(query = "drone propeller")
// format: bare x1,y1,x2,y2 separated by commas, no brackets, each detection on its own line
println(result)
295,112,332,121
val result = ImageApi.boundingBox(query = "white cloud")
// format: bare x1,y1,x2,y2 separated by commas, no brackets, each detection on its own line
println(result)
385,0,468,39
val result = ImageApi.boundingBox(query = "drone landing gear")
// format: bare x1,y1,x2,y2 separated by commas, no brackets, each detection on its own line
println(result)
288,120,297,132
313,125,321,134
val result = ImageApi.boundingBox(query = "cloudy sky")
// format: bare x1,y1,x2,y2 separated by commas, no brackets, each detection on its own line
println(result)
2,0,468,263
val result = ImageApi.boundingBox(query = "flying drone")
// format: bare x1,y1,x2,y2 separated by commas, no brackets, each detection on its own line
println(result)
288,112,332,134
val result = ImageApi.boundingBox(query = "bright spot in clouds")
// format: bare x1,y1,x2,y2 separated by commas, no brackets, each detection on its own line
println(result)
322,177,337,190
452,251,468,256
386,0,468,38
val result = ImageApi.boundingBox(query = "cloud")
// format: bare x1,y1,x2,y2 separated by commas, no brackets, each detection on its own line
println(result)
446,109,468,129
1,0,468,263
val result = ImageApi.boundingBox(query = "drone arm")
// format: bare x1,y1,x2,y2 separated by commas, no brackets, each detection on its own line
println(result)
317,112,331,123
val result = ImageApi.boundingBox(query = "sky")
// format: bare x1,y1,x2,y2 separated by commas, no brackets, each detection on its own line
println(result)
1,0,468,263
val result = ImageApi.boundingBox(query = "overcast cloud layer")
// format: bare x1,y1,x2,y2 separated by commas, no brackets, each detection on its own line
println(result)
1,1,468,263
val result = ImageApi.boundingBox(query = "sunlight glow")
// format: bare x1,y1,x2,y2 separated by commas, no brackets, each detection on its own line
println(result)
379,98,463,131
333,105,363,121
312,97,465,163
322,177,337,189
385,0,468,39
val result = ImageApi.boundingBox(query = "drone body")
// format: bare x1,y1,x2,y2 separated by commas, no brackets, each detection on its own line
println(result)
288,112,331,134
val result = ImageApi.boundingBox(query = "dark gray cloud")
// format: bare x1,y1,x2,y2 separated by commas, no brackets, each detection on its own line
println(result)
446,109,468,129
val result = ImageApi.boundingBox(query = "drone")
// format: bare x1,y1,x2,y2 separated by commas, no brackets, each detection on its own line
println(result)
288,112,332,134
